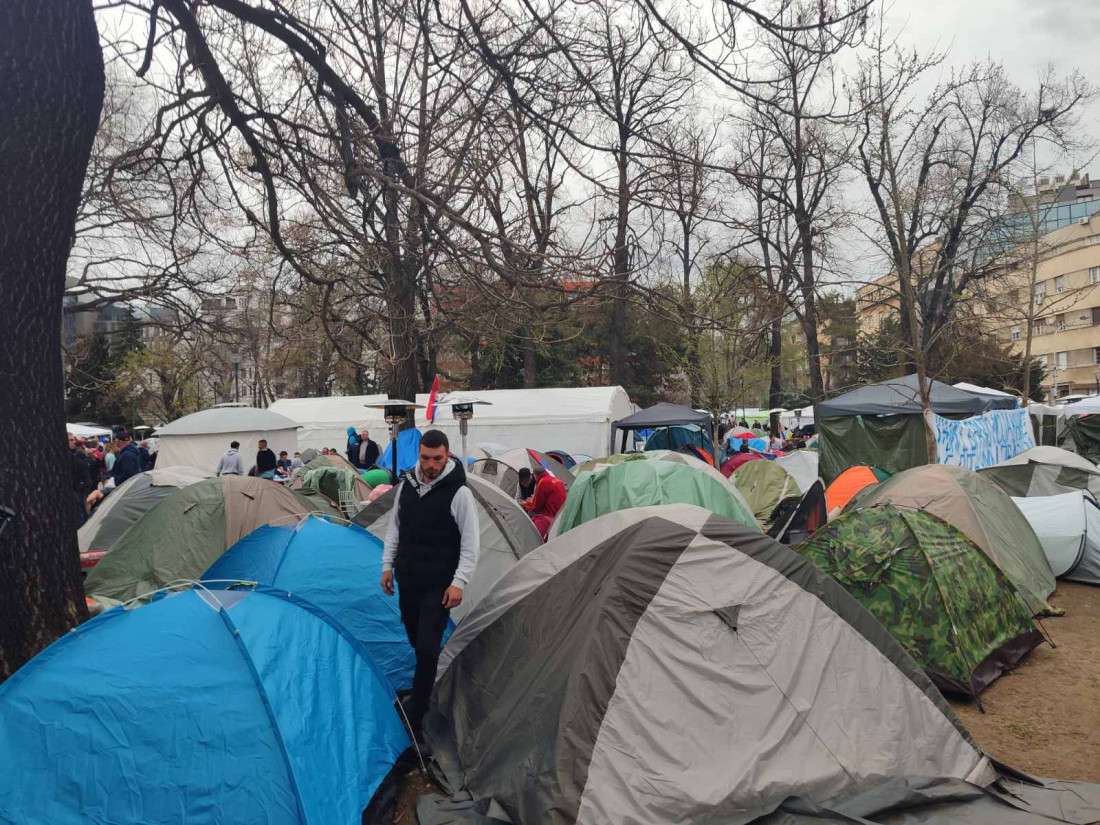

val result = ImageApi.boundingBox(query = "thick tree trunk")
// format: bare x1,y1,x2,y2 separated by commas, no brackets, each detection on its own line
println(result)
469,337,483,391
523,335,537,388
799,278,826,403
768,313,783,435
0,0,103,678
383,268,421,403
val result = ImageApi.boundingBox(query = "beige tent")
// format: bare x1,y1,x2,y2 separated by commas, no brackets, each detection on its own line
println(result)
84,477,313,603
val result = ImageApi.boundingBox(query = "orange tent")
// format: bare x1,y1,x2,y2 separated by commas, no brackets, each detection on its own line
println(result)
824,465,892,513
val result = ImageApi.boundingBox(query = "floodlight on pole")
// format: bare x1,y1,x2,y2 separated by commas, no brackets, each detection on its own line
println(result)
363,398,424,479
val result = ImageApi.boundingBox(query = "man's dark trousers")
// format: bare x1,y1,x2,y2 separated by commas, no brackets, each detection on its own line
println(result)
397,581,450,734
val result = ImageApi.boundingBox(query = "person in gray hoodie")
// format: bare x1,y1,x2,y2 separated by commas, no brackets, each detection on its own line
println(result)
215,441,245,476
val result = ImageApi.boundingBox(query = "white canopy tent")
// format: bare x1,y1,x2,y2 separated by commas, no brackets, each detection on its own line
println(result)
421,387,633,458
66,423,112,439
269,387,633,460
154,405,300,473
267,395,389,452
1060,396,1100,416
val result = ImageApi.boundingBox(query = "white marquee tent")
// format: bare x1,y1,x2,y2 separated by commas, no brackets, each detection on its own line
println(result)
67,423,112,439
154,405,300,473
269,387,633,460
267,395,390,452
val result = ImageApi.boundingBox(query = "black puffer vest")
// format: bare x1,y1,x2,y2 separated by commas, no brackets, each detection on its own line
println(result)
394,458,467,589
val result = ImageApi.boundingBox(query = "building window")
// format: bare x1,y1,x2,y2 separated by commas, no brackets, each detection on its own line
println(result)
1010,326,1021,342
1034,317,1047,335
1055,275,1066,293
1091,267,1100,285
1057,313,1066,331
1088,235,1100,246
1034,281,1047,300
1037,354,1048,367
1056,351,1068,368
1094,346,1100,366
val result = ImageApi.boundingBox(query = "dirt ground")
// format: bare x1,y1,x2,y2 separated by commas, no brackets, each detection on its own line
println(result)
950,582,1100,783
393,583,1100,820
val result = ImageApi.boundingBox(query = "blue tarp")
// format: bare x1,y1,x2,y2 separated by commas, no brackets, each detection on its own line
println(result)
379,428,422,475
0,587,408,824
204,517,446,691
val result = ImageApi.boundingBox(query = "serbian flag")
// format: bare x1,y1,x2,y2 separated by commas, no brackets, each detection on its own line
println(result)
527,448,557,478
426,375,440,423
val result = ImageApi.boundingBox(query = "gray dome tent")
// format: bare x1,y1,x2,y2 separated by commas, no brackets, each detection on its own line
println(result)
419,504,1100,825
352,472,542,622
980,445,1100,499
467,458,521,497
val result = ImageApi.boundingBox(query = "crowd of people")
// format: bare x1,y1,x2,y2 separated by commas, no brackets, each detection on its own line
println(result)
69,430,155,527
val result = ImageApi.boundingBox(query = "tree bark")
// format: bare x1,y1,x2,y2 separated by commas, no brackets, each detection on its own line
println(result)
0,0,103,679
523,334,537,388
768,312,783,435
799,276,826,403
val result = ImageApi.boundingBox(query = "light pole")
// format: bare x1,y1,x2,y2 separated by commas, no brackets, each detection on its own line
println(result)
230,352,241,403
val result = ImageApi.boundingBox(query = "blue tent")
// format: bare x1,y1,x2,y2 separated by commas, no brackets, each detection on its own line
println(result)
379,427,422,475
643,424,715,455
204,517,440,691
0,587,409,825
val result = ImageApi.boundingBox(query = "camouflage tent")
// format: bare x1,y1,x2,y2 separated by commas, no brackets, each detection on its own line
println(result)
797,505,1043,700
731,459,801,523
845,464,1055,616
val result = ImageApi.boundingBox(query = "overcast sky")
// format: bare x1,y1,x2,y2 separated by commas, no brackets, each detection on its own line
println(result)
882,0,1100,141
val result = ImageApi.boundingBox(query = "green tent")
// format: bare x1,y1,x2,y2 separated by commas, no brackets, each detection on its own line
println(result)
84,477,313,603
574,452,644,475
797,505,1043,700
845,464,1055,616
296,466,372,505
818,415,928,485
551,460,757,538
1066,416,1100,463
574,450,755,521
731,459,801,522
361,467,392,488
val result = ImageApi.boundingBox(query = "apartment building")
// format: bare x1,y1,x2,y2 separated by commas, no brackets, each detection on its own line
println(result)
1001,211,1100,398
855,273,897,335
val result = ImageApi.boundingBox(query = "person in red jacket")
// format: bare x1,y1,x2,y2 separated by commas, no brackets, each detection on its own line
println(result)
521,464,566,540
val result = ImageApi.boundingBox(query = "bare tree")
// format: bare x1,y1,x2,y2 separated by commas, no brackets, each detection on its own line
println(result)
852,29,1091,447
651,118,723,405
